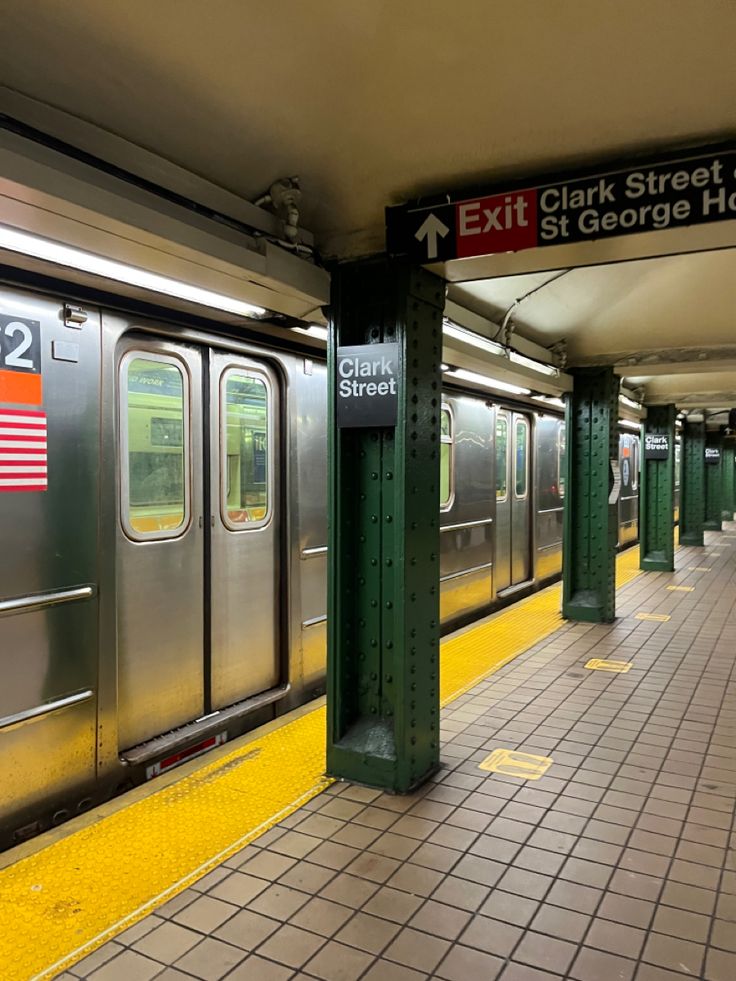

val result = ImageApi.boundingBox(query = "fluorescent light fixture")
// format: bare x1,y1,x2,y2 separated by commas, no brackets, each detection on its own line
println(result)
0,226,268,318
440,363,450,372
508,350,559,377
446,367,531,396
443,319,505,356
619,418,641,431
619,394,642,411
532,395,566,409
293,324,329,341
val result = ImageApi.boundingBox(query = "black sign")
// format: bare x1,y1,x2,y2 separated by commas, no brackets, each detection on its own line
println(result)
644,434,670,460
386,144,736,263
705,447,722,464
0,315,41,374
336,343,399,428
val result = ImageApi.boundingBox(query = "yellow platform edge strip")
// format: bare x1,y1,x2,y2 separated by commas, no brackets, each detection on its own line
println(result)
1,547,641,981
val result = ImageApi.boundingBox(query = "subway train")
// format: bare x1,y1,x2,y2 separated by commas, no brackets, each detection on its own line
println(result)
0,281,643,847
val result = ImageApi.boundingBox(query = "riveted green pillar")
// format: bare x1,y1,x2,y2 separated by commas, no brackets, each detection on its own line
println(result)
704,432,724,531
640,405,676,572
680,420,706,546
562,367,620,623
722,441,735,521
327,258,444,792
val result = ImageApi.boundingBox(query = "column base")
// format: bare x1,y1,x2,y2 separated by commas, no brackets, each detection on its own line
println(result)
641,554,675,572
563,590,616,623
680,532,705,546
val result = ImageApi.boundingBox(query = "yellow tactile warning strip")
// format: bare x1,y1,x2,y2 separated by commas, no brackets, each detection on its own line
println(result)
0,547,643,981
478,748,553,779
585,658,633,673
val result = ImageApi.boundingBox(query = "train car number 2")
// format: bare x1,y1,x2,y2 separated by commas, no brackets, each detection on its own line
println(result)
0,316,41,374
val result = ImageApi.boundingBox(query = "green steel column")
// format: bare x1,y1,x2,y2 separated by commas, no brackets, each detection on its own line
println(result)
640,405,676,572
704,432,724,531
327,257,444,792
722,441,735,521
680,420,706,546
562,367,620,623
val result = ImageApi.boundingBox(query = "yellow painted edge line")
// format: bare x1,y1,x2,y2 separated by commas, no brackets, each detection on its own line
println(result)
0,546,643,981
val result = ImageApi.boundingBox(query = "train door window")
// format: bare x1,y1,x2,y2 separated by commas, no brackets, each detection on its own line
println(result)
675,441,681,487
221,369,271,528
496,415,508,500
558,422,566,500
120,352,189,539
632,438,639,491
440,406,453,509
514,418,529,498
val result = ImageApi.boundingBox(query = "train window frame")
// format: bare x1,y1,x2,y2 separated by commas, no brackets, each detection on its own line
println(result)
440,402,454,511
220,365,274,532
119,349,191,542
514,416,530,500
557,421,566,501
496,412,509,502
632,436,639,492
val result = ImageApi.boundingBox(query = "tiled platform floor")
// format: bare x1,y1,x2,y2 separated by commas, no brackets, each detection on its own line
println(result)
62,533,736,981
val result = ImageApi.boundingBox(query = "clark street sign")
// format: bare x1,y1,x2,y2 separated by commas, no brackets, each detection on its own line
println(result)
336,343,399,428
386,144,736,263
644,434,670,460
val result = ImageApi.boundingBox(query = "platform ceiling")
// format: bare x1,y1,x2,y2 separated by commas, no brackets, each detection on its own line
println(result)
1,0,735,409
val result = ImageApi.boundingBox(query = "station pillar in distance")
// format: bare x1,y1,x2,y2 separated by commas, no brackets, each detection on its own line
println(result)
562,367,620,623
680,419,706,546
722,439,735,521
704,431,724,531
639,405,676,572
326,257,445,793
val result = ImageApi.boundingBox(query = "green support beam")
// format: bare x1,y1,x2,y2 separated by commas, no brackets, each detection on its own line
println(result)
704,432,724,531
722,441,735,521
327,257,444,793
562,367,620,623
640,405,676,572
680,420,706,546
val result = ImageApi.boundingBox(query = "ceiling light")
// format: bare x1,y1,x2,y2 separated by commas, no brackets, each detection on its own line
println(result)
0,226,268,318
619,418,641,431
532,395,566,409
445,367,531,396
619,394,642,411
443,319,506,356
440,363,450,372
508,350,559,377
292,324,329,341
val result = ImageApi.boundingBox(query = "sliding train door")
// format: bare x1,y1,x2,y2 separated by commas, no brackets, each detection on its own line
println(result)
495,409,532,593
116,335,280,751
117,338,205,749
209,352,279,709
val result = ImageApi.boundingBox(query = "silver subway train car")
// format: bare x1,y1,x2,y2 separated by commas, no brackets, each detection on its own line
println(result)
0,281,640,846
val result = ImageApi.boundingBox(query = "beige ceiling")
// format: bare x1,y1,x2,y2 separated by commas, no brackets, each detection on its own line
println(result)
1,0,735,409
1,0,734,258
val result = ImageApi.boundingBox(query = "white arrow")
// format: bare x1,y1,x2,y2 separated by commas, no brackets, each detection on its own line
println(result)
415,213,450,259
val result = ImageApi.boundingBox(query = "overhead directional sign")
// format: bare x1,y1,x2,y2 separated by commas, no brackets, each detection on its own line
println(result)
387,144,736,263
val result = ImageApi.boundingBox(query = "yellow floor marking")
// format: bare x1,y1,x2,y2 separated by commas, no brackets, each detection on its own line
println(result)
667,585,695,592
688,567,711,572
585,658,632,673
635,612,671,622
0,546,642,981
479,748,553,779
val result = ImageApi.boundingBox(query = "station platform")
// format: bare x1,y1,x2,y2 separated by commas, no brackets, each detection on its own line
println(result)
2,534,735,981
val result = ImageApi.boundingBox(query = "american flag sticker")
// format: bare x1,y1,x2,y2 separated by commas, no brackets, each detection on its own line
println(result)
0,409,48,492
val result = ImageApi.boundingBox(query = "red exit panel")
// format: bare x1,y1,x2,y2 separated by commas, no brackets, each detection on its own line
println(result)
455,189,538,258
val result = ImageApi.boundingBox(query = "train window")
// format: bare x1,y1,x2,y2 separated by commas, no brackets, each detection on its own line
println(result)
121,353,189,539
515,418,529,498
440,406,453,509
675,441,681,487
221,370,271,529
632,438,639,491
496,415,508,501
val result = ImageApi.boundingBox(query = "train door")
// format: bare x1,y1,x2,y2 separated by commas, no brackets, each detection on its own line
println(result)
495,409,531,592
116,336,280,750
209,352,279,709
